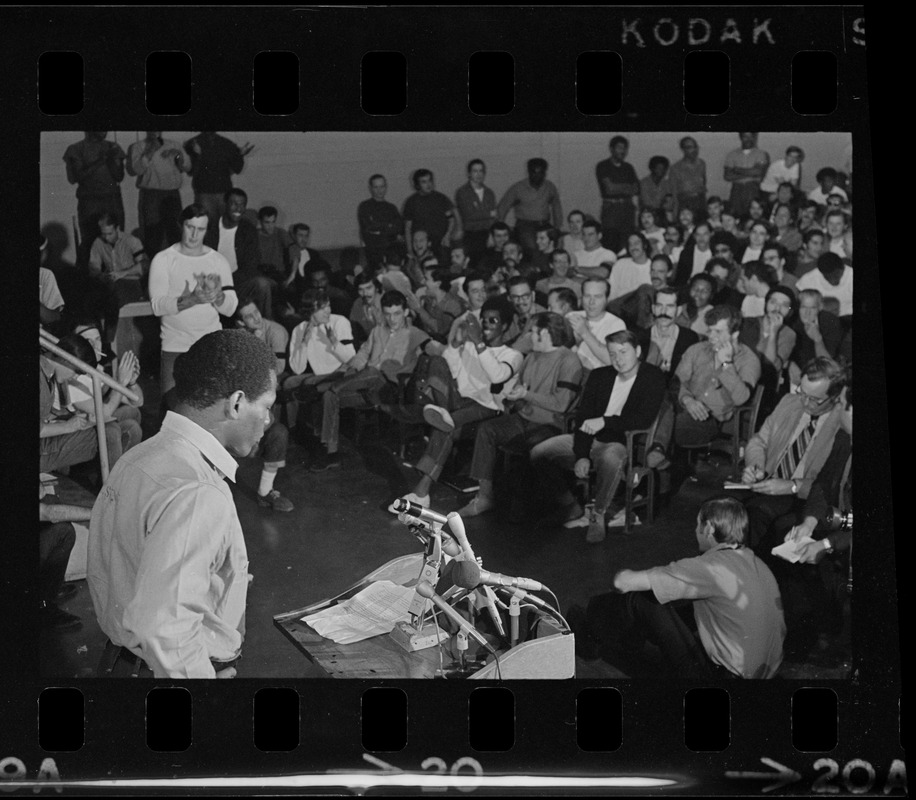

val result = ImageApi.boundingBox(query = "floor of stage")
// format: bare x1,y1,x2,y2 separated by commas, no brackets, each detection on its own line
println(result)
40,373,852,681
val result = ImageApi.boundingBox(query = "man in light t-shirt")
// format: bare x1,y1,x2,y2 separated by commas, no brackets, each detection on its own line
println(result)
566,278,626,372
149,203,239,395
572,220,617,282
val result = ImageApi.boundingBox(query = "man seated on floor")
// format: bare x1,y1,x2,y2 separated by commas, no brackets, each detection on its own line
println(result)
739,356,846,548
566,277,626,373
570,496,785,679
311,290,430,471
531,330,666,543
390,296,522,511
457,311,582,517
88,329,277,678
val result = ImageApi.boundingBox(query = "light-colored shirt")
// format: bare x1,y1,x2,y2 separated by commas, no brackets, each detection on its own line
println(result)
127,138,185,191
40,268,64,311
603,372,637,417
795,266,853,316
576,247,617,269
349,323,429,383
807,185,849,205
647,544,785,679
649,324,679,372
149,244,238,353
741,295,766,319
289,314,356,376
497,179,563,227
566,310,626,371
218,219,239,273
676,340,761,421
246,318,290,374
691,246,712,277
88,230,145,281
443,342,523,412
608,257,651,301
724,147,770,184
760,158,800,193
535,276,582,300
87,412,250,679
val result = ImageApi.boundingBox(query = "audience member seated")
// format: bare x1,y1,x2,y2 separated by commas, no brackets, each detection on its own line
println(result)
358,174,403,269
740,198,769,238
739,221,771,264
822,209,853,266
637,208,666,255
771,203,803,255
761,380,852,658
761,145,804,200
54,333,143,469
674,273,716,338
719,207,745,242
39,497,88,631
737,260,778,319
236,289,290,378
310,290,429,471
572,219,616,281
203,188,274,319
530,222,560,273
808,167,849,208
407,266,464,342
405,228,440,287
795,252,853,324
504,276,546,352
284,289,357,439
535,249,581,304
303,265,352,319
283,224,335,314
739,286,798,416
560,209,587,263
677,207,696,242
546,286,579,316
567,278,625,372
674,220,713,287
648,306,761,483
740,357,846,548
149,203,238,395
87,213,147,345
349,272,384,347
608,232,652,302
761,241,797,291
256,206,290,282
457,312,582,517
531,330,666,542
446,272,488,340
40,347,120,475
790,289,844,383
475,221,512,274
705,257,745,311
40,235,66,331
795,228,826,277
607,253,674,331
391,296,522,510
639,156,672,214
571,496,785,679
661,223,683,264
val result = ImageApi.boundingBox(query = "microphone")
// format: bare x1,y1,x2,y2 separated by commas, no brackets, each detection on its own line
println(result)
415,581,494,652
451,560,543,593
393,498,449,526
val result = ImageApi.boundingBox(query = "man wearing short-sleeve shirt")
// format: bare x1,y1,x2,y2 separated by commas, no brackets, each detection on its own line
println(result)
595,136,639,253
402,169,456,264
723,132,770,217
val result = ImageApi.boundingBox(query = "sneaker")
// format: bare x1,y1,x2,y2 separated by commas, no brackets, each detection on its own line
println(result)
457,495,495,517
40,603,82,632
423,404,455,433
258,489,294,512
645,444,670,470
387,492,430,515
310,452,341,472
606,508,641,529
562,507,591,529
585,510,606,543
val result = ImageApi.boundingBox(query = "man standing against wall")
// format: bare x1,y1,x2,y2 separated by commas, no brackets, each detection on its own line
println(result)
595,136,639,254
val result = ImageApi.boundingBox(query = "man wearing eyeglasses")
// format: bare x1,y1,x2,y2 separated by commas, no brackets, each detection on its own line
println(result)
739,356,847,548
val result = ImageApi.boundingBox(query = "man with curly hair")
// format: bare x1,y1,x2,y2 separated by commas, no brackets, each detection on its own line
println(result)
88,329,277,679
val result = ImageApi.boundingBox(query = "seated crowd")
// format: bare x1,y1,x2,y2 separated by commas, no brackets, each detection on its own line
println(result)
39,133,854,677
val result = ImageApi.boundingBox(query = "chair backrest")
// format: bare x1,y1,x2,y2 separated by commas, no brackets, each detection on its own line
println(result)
746,384,766,437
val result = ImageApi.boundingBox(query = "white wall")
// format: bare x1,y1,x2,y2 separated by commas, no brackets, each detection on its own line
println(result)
42,130,851,261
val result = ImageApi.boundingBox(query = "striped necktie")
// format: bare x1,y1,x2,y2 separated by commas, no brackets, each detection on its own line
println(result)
776,416,818,480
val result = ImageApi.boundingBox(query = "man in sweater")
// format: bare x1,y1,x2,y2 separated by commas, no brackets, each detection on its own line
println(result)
595,136,639,254
454,159,498,263
531,330,667,542
458,312,583,517
149,203,239,395
311,290,429,470
391,296,522,510
497,158,564,255
358,174,403,269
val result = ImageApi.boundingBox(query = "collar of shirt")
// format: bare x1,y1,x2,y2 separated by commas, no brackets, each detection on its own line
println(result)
652,322,678,340
161,411,239,483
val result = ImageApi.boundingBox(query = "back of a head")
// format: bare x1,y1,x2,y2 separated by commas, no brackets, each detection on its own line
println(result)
816,251,845,278
174,329,276,410
699,496,748,545
54,333,98,370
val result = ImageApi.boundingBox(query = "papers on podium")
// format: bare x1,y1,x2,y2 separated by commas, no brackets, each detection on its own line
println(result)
302,580,417,644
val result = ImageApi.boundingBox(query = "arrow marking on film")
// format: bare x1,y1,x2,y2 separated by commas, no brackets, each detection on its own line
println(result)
725,757,801,793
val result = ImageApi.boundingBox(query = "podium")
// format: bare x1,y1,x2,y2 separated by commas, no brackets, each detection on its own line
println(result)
273,553,575,679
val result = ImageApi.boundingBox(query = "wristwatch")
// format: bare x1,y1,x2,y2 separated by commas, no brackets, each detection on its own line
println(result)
790,479,798,494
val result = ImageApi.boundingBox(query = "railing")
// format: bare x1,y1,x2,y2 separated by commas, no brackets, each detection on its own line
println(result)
40,327,141,483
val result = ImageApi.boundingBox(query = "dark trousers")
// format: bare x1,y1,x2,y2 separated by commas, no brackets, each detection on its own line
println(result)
138,188,182,254
583,590,733,679
600,200,635,254
97,640,240,678
462,229,490,263
39,522,76,603
513,219,542,257
93,277,146,341
469,413,558,482
743,492,798,549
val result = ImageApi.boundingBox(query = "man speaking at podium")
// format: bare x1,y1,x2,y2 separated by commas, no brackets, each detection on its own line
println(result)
88,330,278,678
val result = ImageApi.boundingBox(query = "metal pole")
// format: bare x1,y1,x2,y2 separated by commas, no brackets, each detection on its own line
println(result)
40,330,140,404
92,372,110,483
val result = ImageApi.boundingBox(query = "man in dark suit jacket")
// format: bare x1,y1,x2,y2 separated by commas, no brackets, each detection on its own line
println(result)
203,187,274,318
531,329,667,543
674,221,713,288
